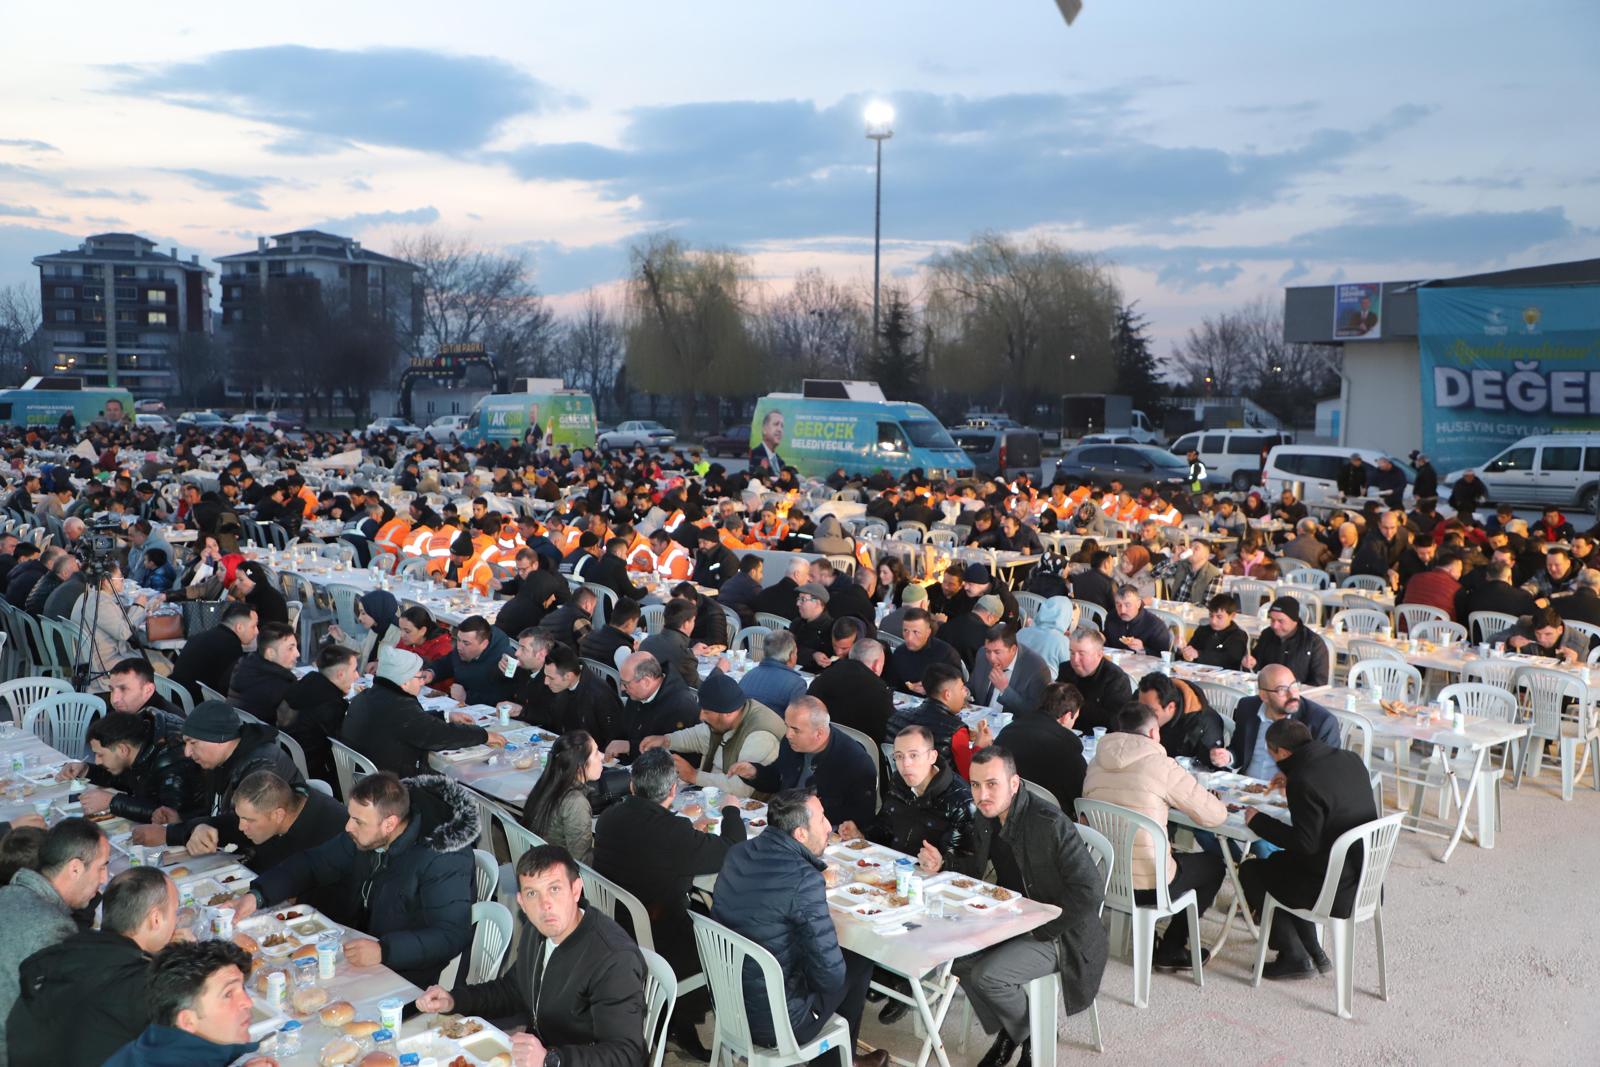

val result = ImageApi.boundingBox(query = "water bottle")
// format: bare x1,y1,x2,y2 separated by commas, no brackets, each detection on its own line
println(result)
908,874,925,909
317,933,338,980
894,858,914,896
276,1020,302,1056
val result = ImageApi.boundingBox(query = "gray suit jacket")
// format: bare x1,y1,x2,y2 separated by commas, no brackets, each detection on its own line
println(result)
969,643,1052,715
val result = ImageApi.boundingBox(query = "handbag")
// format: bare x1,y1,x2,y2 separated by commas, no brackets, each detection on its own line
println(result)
144,611,184,642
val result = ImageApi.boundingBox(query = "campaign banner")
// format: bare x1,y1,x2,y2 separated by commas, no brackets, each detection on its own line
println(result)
1418,285,1600,471
1333,282,1382,339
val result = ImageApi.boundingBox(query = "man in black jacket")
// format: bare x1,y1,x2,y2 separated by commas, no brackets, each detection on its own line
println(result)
70,711,202,826
808,639,896,745
238,772,479,989
1138,672,1228,768
1241,720,1379,979
415,844,648,1067
492,548,568,639
1459,559,1536,625
594,749,744,1060
717,553,764,628
583,536,649,604
280,644,357,786
105,657,184,739
733,697,877,830
343,646,505,777
883,609,963,695
231,770,349,879
787,582,837,669
1070,551,1118,615
674,581,731,652
170,603,257,702
7,867,178,1066
754,556,809,621
843,722,974,868
424,615,517,706
943,594,1004,668
605,651,701,761
640,597,703,689
129,701,304,854
1177,593,1250,670
225,622,299,723
539,586,598,650
578,597,639,670
1058,627,1133,732
1,545,43,608
691,526,739,589
1243,597,1330,686
1103,586,1173,656
949,747,1108,1067
1214,665,1342,777
541,644,624,747
987,682,1088,811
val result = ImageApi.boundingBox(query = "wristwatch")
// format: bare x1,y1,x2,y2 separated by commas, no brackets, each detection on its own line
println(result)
544,1049,563,1067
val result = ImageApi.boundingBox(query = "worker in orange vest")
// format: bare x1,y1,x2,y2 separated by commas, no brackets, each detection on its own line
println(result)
374,515,412,556
750,506,789,547
648,528,693,582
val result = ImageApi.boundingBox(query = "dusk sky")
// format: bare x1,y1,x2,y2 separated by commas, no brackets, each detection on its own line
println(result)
2,0,1596,355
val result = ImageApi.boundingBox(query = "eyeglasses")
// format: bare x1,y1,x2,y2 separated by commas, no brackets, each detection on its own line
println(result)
1259,683,1299,697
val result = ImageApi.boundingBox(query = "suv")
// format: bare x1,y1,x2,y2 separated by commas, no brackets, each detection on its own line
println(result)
1262,445,1413,509
1057,443,1191,491
1442,433,1600,511
951,426,1042,480
1169,428,1294,491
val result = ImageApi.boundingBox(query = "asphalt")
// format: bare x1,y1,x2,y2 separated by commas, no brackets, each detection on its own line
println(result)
661,766,1600,1066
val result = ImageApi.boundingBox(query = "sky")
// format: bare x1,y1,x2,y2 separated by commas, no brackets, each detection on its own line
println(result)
1,0,1597,357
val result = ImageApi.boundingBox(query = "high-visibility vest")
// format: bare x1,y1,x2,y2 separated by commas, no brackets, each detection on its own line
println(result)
1069,485,1093,506
425,524,461,560
402,525,434,557
752,519,788,546
297,486,319,519
656,542,692,581
1147,504,1181,525
375,518,411,555
553,526,583,555
719,527,757,551
660,509,686,533
625,534,655,573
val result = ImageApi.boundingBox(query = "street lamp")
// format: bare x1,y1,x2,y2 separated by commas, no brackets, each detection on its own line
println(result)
865,101,894,358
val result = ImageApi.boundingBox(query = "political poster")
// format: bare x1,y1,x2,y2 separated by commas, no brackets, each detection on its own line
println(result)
1333,282,1382,339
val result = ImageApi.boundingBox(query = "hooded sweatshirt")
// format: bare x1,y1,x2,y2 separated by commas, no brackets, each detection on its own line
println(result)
1017,595,1074,674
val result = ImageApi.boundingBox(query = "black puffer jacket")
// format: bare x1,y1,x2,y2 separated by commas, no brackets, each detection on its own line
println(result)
8,929,151,1066
711,829,843,1047
865,761,975,864
86,715,202,823
1249,623,1330,686
948,786,1109,1015
251,774,477,988
227,653,297,722
166,721,303,847
341,676,488,777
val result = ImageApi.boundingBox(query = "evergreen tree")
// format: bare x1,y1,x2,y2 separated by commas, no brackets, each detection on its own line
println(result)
869,288,923,402
1112,303,1164,403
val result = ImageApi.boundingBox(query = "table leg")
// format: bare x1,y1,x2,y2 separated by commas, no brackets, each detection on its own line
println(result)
872,962,957,1067
1439,747,1487,863
1208,838,1258,954
1474,765,1498,850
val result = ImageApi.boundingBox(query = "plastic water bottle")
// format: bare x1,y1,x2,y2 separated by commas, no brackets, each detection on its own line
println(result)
276,1020,302,1056
908,874,925,909
895,858,914,896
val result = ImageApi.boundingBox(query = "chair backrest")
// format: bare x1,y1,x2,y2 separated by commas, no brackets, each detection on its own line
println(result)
1265,587,1322,625
150,674,195,716
22,693,105,757
583,583,618,626
493,805,545,868
578,861,656,952
1282,568,1332,590
1331,709,1374,769
466,901,513,983
328,737,378,799
732,625,771,659
307,778,335,797
1146,607,1186,649
1411,619,1467,646
1437,682,1518,725
275,729,309,780
197,680,229,706
1014,591,1045,625
690,911,812,1060
1331,608,1390,635
1466,611,1518,645
1347,638,1405,665
1074,797,1177,912
368,552,399,575
754,611,790,633
1193,681,1248,731
720,605,743,643
1462,657,1520,690
1512,665,1591,740
1563,618,1600,656
1347,659,1423,702
326,584,366,635
1230,579,1276,617
1394,603,1448,634
1075,822,1114,918
472,848,499,904
1022,778,1060,809
1340,574,1389,592
582,658,623,696
1309,813,1405,922
1275,557,1311,575
1071,599,1107,630
641,947,680,1067
641,603,666,635
0,676,74,726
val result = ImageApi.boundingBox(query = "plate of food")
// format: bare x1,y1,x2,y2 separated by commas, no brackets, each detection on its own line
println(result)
396,1016,513,1066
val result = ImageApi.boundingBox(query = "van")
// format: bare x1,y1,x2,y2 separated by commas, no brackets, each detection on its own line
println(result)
1169,428,1294,492
951,425,1043,480
1442,433,1600,511
1262,445,1413,509
0,376,134,428
457,381,596,450
751,380,974,481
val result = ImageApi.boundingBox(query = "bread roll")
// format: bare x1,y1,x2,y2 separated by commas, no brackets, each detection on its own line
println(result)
359,1054,398,1067
232,931,259,953
292,943,320,961
318,1037,360,1066
290,985,328,1015
318,1000,356,1026
241,1059,280,1067
341,1019,381,1037
168,866,190,877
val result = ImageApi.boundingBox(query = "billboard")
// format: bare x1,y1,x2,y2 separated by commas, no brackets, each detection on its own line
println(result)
1419,285,1600,470
1333,282,1382,339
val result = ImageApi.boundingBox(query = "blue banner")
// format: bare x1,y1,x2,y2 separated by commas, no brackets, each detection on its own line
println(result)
1418,285,1600,471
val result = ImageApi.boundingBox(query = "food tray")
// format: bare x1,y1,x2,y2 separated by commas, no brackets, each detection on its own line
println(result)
925,873,1021,909
826,884,920,923
397,1015,514,1066
437,745,494,763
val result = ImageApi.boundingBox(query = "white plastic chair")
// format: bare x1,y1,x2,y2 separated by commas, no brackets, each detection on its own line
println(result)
329,737,378,799
1251,813,1404,1018
1074,822,1113,1053
22,692,105,757
151,674,196,716
1075,798,1204,1008
690,910,851,1066
1345,639,1404,665
641,603,666,635
1330,608,1389,636
1014,591,1045,625
275,730,309,780
1394,603,1447,635
577,861,657,953
733,625,771,659
307,779,335,797
1511,666,1600,800
1071,599,1107,630
1563,618,1600,658
642,946,680,1067
755,611,791,633
1410,619,1467,646
473,848,499,904
197,680,229,706
1229,579,1276,617
1467,611,1518,645
1282,568,1331,590
1339,574,1389,592
0,676,74,726
1347,660,1423,703
1462,657,1519,690
492,805,546,868
1192,682,1247,741
463,900,513,983
1146,607,1186,649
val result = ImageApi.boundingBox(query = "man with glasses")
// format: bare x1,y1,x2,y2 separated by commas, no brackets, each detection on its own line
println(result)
788,583,837,669
605,651,700,762
1211,664,1341,779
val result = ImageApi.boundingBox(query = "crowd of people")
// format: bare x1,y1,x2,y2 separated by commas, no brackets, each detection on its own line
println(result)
0,413,1577,1065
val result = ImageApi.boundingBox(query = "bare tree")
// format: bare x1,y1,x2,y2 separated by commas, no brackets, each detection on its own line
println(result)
554,290,624,409
1167,297,1340,423
0,283,44,385
757,268,869,385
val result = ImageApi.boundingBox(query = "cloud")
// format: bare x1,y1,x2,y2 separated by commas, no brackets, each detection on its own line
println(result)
310,206,440,233
1278,260,1311,284
345,178,372,193
1156,259,1244,290
494,91,1432,244
1424,175,1526,191
0,161,147,203
515,238,630,294
161,167,276,193
0,138,58,152
227,191,269,211
110,45,571,154
0,203,49,219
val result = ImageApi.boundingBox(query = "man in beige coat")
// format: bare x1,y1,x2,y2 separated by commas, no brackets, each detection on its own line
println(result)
1084,701,1229,970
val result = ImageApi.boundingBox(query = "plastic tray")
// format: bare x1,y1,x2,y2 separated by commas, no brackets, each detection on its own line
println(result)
398,1016,514,1065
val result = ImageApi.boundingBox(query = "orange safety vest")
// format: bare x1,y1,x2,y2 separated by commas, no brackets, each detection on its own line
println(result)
375,518,411,555
1147,504,1181,525
659,509,686,533
625,534,655,573
719,527,758,551
297,486,319,519
656,542,692,582
402,525,434,557
553,526,583,556
1069,486,1093,506
752,519,789,546
425,524,462,560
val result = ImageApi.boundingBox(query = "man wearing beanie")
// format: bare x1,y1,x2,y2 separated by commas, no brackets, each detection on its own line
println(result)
343,646,507,777
1242,597,1330,687
129,700,304,855
638,669,784,798
878,581,926,640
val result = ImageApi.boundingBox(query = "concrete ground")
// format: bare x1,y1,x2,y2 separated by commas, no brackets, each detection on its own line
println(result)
663,766,1600,1066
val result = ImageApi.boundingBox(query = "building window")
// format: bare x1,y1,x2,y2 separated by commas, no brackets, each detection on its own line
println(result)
146,290,167,304
116,310,137,323
114,266,135,279
148,311,168,325
146,268,164,280
54,309,76,322
53,286,74,299
114,286,136,301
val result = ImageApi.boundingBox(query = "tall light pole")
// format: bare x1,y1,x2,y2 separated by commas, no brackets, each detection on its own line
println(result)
864,101,894,360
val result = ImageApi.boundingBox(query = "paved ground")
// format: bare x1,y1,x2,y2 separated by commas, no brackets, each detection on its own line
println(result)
662,765,1600,1066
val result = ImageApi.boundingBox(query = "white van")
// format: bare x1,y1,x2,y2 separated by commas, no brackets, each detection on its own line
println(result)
1442,433,1600,512
1262,445,1413,509
1169,428,1294,491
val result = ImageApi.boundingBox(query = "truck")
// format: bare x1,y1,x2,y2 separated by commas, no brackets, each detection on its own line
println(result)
750,379,974,481
1060,393,1160,445
456,378,597,450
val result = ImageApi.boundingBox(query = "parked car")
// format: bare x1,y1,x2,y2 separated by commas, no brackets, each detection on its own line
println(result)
364,416,422,439
701,424,752,457
1076,433,1140,446
265,410,303,432
1442,433,1600,511
1056,443,1191,492
598,419,677,450
425,414,470,443
175,410,228,431
133,398,166,415
951,426,1043,480
229,412,274,431
134,413,173,432
1261,445,1413,509
1167,428,1295,491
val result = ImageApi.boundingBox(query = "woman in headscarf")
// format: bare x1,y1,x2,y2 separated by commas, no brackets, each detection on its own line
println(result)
1119,544,1158,601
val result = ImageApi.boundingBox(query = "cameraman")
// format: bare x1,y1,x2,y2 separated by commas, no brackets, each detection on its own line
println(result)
70,562,167,690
